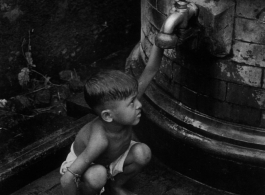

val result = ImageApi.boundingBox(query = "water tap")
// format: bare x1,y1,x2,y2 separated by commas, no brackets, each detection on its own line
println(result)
155,0,198,49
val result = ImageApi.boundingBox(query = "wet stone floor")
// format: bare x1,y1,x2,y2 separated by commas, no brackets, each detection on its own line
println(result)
12,156,236,195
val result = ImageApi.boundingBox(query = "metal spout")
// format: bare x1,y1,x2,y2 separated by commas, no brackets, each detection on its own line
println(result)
160,1,198,34
155,1,198,49
175,0,188,9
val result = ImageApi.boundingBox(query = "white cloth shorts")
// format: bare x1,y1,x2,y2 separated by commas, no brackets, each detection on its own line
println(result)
60,140,137,176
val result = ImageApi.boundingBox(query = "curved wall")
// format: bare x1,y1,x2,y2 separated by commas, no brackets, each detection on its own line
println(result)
141,0,265,127
126,0,265,194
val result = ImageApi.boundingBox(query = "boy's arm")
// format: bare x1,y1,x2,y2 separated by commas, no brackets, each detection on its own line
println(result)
61,130,108,195
68,132,108,173
137,44,163,99
137,3,183,99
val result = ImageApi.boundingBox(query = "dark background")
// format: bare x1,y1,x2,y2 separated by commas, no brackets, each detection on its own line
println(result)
0,0,141,99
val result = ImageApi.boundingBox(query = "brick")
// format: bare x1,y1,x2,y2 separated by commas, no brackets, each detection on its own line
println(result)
142,15,158,44
197,95,261,127
127,59,142,78
189,0,235,57
164,49,178,61
179,67,197,91
141,29,145,45
228,104,260,127
232,40,265,67
140,42,148,64
160,56,173,79
260,111,265,128
128,46,146,78
197,94,218,117
262,70,265,89
236,0,265,19
141,9,150,37
197,78,226,101
154,71,181,100
164,51,211,77
178,67,226,101
155,59,181,93
141,2,159,40
148,0,157,8
212,60,262,87
141,36,153,59
147,23,159,44
146,2,167,30
164,49,176,60
227,83,265,109
141,0,149,23
171,81,181,100
181,86,197,109
235,18,265,45
157,0,173,15
171,62,181,84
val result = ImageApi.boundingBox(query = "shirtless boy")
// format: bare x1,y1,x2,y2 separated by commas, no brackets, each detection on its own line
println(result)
60,14,177,195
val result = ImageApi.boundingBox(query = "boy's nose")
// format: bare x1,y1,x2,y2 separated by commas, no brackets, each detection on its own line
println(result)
136,99,142,109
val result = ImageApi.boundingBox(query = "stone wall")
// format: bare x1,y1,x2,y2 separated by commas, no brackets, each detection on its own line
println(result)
140,0,265,128
0,0,140,98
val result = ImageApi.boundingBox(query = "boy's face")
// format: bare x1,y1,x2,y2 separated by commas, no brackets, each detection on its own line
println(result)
110,94,142,126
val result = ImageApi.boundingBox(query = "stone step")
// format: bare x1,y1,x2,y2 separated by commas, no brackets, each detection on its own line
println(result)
0,113,96,195
11,156,236,195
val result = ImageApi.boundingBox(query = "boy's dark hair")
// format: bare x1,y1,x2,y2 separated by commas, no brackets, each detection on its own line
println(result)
84,70,138,111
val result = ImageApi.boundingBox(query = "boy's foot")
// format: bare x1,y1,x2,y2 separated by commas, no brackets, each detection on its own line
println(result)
110,187,137,195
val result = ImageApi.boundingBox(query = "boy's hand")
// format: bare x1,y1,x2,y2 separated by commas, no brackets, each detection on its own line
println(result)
155,33,178,49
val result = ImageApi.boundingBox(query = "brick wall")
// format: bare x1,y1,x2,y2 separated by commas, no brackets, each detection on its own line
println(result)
140,0,265,128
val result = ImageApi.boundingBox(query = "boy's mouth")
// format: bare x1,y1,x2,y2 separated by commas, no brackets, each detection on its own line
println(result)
137,111,141,117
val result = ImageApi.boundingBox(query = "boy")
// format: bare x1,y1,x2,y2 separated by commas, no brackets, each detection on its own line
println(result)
60,14,177,195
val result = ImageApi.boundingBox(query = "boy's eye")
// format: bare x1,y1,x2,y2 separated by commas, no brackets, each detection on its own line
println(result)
129,98,135,106
129,95,137,106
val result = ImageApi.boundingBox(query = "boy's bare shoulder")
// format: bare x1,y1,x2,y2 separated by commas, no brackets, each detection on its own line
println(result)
74,117,108,155
77,117,106,140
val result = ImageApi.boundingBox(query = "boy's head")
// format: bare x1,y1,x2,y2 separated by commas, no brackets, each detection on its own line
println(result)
84,70,138,114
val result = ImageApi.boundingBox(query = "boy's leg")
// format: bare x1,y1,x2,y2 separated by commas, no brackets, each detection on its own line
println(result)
109,143,152,195
79,164,108,195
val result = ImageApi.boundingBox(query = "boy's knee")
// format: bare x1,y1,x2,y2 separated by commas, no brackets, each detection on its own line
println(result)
60,172,73,188
83,165,107,189
131,143,152,165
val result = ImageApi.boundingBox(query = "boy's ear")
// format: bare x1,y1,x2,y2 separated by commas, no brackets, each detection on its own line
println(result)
101,110,113,122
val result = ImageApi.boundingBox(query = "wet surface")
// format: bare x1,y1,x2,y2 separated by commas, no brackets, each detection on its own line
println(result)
0,112,74,165
12,156,236,195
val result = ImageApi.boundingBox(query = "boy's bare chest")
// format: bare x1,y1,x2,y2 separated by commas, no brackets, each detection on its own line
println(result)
96,132,132,164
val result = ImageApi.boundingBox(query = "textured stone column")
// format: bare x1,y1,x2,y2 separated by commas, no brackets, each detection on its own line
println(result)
126,0,265,194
